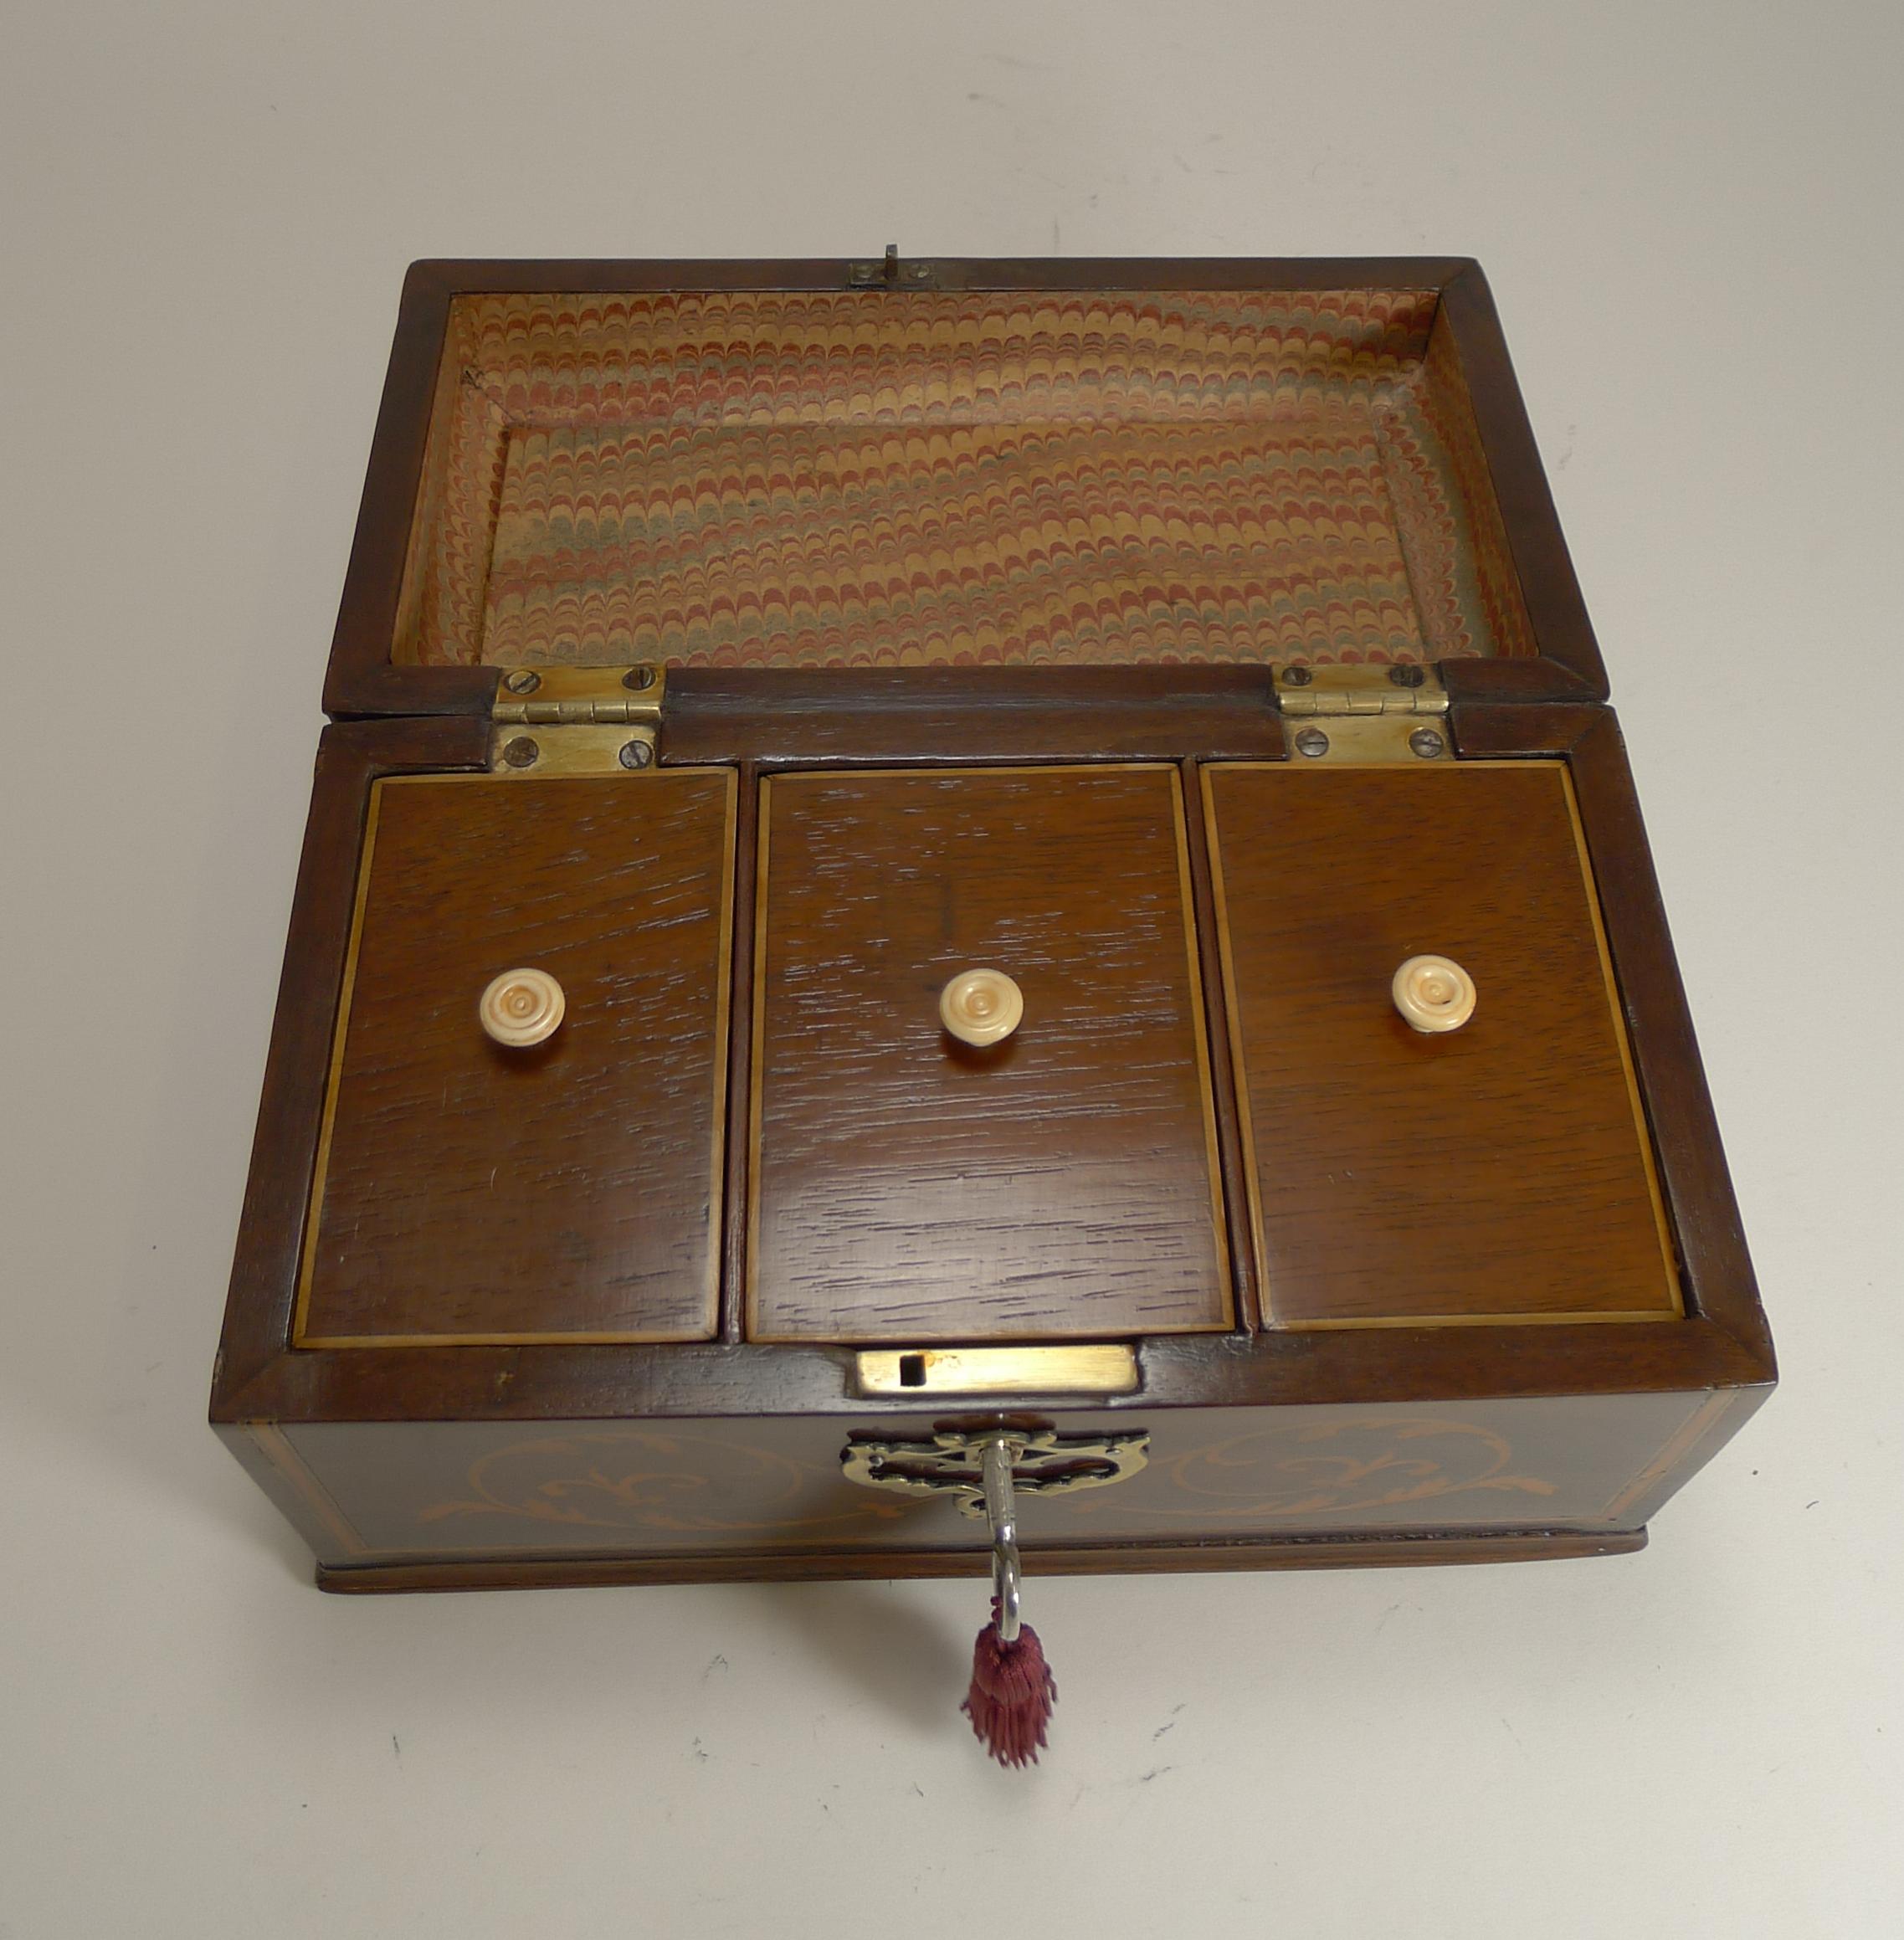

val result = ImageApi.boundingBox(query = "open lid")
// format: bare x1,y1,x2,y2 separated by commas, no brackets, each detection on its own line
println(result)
323,256,1606,719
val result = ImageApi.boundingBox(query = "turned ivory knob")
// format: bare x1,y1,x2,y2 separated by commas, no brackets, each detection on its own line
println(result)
1392,955,1476,1034
939,967,1024,1047
479,967,566,1047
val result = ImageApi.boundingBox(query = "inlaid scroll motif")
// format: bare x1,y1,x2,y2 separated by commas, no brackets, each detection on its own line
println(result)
1052,1417,1558,1522
418,1429,911,1537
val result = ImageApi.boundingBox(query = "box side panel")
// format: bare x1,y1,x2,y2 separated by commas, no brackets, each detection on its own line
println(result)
216,1423,370,1564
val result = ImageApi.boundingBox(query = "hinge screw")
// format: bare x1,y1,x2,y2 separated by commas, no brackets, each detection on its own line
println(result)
501,669,541,695
1293,726,1331,758
1282,665,1314,686
1409,727,1448,760
621,665,657,691
1388,664,1427,688
618,738,654,770
500,736,541,769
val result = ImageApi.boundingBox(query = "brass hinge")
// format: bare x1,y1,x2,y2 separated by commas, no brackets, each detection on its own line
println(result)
489,665,665,775
493,664,664,726
847,244,939,290
1272,663,1453,765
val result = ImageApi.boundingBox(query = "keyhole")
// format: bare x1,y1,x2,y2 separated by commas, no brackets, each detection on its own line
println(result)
898,1353,928,1388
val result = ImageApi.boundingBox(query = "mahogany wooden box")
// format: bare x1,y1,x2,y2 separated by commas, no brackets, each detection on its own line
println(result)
212,257,1774,1593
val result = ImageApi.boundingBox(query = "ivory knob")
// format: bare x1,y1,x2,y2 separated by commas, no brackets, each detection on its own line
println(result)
479,967,566,1047
1391,955,1476,1034
939,967,1024,1047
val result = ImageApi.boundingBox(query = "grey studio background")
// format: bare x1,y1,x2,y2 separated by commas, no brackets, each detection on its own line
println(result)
2,4,1897,1936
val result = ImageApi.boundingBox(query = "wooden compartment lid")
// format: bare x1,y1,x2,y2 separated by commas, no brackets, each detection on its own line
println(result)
294,767,736,1347
324,258,1607,718
1204,759,1680,1329
748,762,1230,1343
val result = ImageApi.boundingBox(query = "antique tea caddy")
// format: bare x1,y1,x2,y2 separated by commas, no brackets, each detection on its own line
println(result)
212,255,1775,1761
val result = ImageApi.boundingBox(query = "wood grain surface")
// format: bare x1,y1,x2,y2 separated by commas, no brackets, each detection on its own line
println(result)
296,769,734,1344
749,765,1229,1341
1204,760,1679,1327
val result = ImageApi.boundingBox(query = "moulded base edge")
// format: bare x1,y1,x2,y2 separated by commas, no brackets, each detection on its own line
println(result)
315,1523,1646,1593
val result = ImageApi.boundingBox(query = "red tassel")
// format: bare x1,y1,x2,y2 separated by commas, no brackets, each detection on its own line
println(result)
962,1598,1056,1768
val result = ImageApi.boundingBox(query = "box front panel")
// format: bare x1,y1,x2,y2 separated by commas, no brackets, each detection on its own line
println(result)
750,765,1229,1342
296,769,735,1346
249,1389,1736,1571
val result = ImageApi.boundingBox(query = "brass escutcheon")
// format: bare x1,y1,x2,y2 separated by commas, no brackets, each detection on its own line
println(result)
840,1427,1151,1518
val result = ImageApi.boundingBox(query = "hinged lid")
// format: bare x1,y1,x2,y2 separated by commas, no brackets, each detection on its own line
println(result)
324,257,1608,719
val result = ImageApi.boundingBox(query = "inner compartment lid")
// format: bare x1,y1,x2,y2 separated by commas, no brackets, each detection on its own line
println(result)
326,260,1604,715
